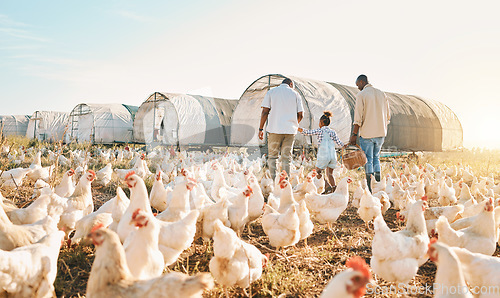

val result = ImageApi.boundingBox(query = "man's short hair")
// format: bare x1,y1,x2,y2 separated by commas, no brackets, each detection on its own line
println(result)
282,78,293,86
356,74,368,83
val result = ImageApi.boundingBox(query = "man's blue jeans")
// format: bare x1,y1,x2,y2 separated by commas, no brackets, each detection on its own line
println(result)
359,136,385,174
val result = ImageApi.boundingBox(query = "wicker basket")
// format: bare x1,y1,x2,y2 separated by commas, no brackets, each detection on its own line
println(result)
341,145,367,170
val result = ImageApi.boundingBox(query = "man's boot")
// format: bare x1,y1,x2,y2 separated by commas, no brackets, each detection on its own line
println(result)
366,173,372,193
374,172,381,182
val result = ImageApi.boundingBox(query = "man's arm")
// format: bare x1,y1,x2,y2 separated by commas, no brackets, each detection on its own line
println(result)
385,94,391,125
297,112,303,123
350,124,360,145
296,91,304,123
258,107,270,140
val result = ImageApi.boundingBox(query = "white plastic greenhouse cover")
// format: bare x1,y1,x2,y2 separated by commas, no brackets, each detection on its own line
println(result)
67,103,138,144
231,74,353,148
26,111,69,142
0,115,30,137
133,93,237,146
231,74,463,151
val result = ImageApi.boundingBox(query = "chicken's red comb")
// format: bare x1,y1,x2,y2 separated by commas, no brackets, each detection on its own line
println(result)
421,196,428,202
91,223,104,234
125,171,135,180
132,208,141,220
346,256,371,279
88,170,96,176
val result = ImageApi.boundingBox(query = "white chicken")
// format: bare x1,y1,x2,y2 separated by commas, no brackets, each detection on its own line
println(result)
351,180,367,208
293,174,317,202
149,170,170,212
371,200,429,284
427,239,472,298
95,163,113,186
55,169,75,198
29,151,42,169
457,182,473,204
59,170,96,234
436,198,497,255
0,167,32,188
370,174,386,194
209,220,267,290
124,209,164,280
117,172,154,243
247,176,265,223
424,204,464,236
227,186,252,236
156,179,196,222
70,212,113,246
277,178,298,213
198,199,231,241
260,170,274,197
86,226,213,298
6,193,51,225
297,200,314,245
312,170,326,194
210,163,241,202
450,246,500,293
32,179,52,199
262,204,300,248
108,187,130,232
304,177,352,225
0,231,65,297
372,191,391,215
157,210,200,266
357,189,382,227
438,177,457,206
320,256,372,298
27,165,55,182
0,204,60,251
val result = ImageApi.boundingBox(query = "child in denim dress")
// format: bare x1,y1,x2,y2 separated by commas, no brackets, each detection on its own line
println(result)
298,111,344,193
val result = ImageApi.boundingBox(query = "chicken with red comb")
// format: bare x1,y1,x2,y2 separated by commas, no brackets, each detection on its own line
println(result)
320,256,372,298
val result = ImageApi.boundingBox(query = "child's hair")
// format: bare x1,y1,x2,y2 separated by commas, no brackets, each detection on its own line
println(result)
320,111,332,126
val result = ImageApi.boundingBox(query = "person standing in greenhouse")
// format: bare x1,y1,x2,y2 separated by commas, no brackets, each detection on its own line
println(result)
258,78,304,179
349,74,390,192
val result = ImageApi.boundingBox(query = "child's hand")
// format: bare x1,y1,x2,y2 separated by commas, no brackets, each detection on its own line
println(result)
298,127,303,132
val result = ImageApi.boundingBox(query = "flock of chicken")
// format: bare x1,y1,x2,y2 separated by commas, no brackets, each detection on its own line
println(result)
0,143,499,297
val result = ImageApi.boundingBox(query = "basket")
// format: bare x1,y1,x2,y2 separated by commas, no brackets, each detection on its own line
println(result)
341,145,367,170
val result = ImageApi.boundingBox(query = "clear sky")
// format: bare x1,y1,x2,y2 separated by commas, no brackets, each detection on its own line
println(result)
1,0,499,148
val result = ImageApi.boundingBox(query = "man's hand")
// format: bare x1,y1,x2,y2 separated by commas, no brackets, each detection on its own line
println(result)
297,127,303,132
349,135,357,145
259,130,264,140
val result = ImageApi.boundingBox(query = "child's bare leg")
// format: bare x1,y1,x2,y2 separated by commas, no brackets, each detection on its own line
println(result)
315,167,323,179
326,167,336,189
316,168,330,189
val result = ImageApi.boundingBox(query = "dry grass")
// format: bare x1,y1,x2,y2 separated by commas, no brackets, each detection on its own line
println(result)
1,140,499,297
